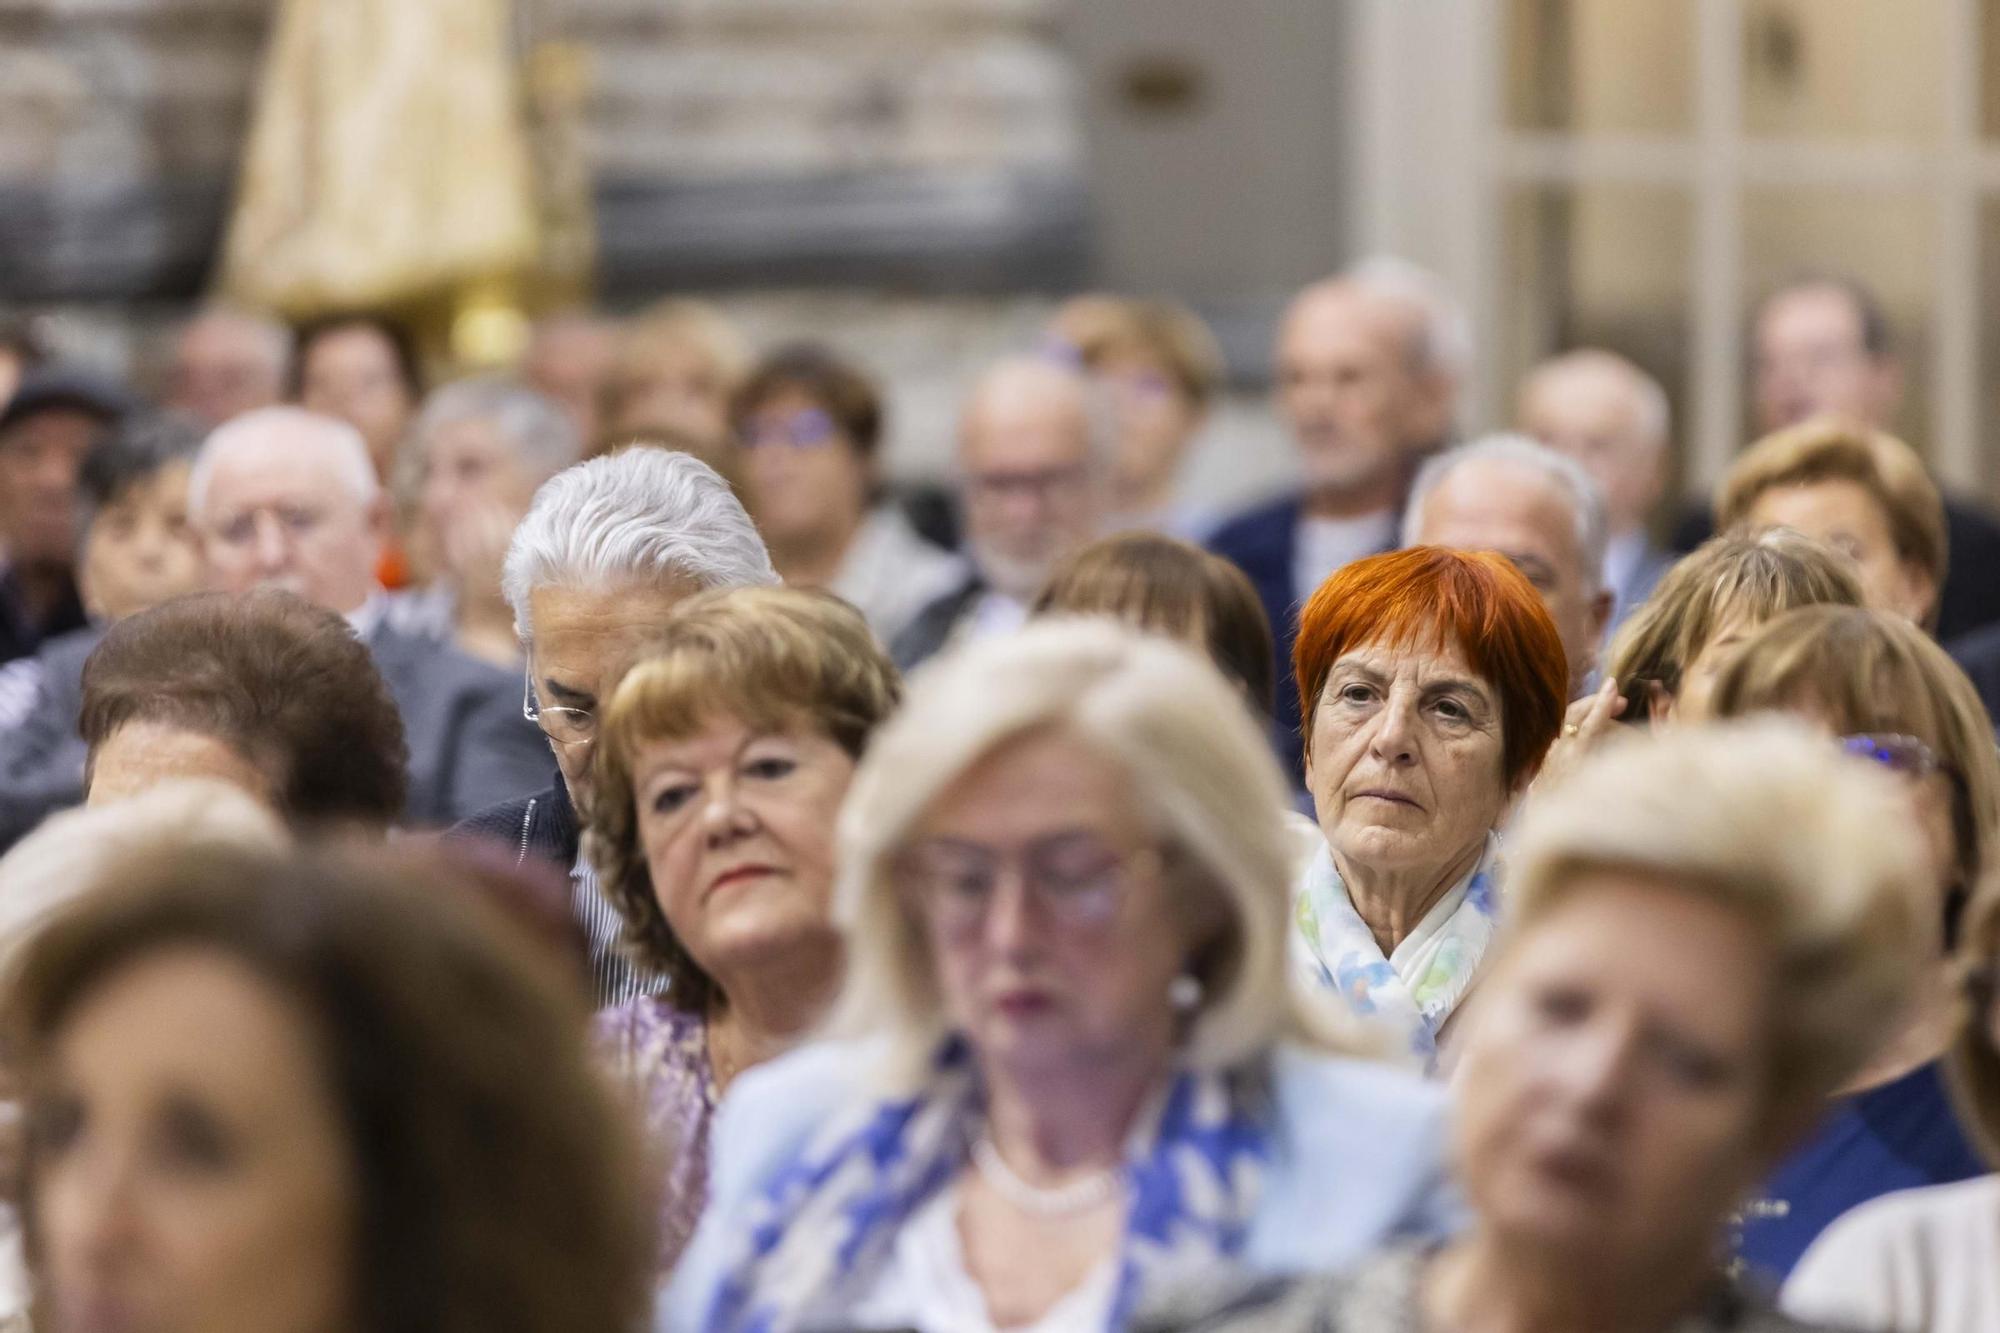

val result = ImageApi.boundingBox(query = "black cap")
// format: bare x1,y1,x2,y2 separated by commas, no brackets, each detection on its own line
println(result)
0,366,137,436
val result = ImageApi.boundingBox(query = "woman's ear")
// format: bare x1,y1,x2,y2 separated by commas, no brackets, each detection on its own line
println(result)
1647,681,1676,733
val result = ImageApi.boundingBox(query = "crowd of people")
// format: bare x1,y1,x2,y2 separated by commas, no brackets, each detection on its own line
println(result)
0,262,1995,1333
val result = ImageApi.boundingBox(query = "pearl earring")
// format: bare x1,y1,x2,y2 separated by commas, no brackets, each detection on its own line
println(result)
1168,973,1203,1012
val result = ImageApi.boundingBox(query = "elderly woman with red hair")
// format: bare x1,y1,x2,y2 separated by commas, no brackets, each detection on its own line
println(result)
1291,547,1568,1070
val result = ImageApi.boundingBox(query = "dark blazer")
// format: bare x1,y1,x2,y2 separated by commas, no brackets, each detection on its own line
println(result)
889,574,987,674
446,772,577,871
0,617,550,849
0,567,86,667
1207,494,1310,785
1673,494,2000,645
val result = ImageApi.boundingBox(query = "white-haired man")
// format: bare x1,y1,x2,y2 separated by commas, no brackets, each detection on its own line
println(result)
1402,434,1612,698
190,406,550,823
1208,257,1467,781
891,357,1109,669
1517,348,1674,632
451,445,778,1006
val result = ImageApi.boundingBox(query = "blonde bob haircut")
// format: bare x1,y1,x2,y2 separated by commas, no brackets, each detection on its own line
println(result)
1947,881,2000,1164
586,586,902,1011
1605,528,1863,723
830,618,1319,1085
1508,719,1932,1128
1708,605,2000,906
1716,416,1947,626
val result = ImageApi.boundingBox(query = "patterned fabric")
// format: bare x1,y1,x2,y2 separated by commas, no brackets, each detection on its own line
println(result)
698,1041,1275,1333
571,852,666,1009
594,997,715,1276
1292,836,1500,1070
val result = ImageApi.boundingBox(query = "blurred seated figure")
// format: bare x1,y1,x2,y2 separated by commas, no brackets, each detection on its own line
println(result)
521,310,616,447
730,343,960,643
452,447,777,1009
1208,259,1467,786
0,780,287,1330
1032,530,1274,711
6,842,654,1333
1046,295,1226,539
1517,348,1674,632
192,407,548,824
161,306,292,428
1704,606,1999,1282
1288,548,1567,1071
79,590,409,836
1785,884,2000,1333
1146,720,1930,1333
586,587,901,1273
666,622,1460,1333
1604,529,1864,728
601,298,751,476
402,377,583,665
1717,417,1944,629
0,368,132,665
1403,434,1613,699
891,358,1110,670
0,412,209,846
294,313,423,484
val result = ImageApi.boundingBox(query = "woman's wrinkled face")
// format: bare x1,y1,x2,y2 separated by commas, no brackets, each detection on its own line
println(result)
1453,873,1772,1274
635,714,856,983
33,947,355,1333
904,729,1191,1081
1304,635,1515,879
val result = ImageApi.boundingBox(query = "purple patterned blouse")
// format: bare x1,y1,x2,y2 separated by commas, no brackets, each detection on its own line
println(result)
592,996,715,1276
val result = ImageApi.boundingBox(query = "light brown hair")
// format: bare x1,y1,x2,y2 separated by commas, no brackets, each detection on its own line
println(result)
1948,881,2000,1165
1059,296,1226,409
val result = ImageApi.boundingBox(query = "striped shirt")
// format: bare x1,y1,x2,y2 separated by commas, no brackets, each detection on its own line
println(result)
570,849,667,1009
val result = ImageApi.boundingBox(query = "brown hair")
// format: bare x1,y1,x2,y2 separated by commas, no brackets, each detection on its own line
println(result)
1708,605,2000,915
1716,417,1947,626
7,843,654,1333
1053,295,1225,409
1605,529,1864,723
79,591,409,831
1948,881,2000,1164
1032,531,1275,712
586,586,902,1010
729,342,884,459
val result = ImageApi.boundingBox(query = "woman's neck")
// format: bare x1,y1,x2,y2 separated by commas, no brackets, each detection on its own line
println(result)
981,1042,1167,1179
705,929,842,1092
1844,965,1950,1093
768,512,864,591
1426,1231,1714,1333
1336,836,1487,957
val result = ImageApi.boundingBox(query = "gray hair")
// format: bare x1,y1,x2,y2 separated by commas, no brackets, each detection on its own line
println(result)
1344,255,1473,384
501,447,777,641
1402,432,1610,592
411,376,582,484
188,407,380,524
1525,348,1671,449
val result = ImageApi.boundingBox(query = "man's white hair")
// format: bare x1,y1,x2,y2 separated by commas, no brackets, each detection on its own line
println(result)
188,406,380,523
502,446,777,641
1343,255,1473,384
1402,432,1610,592
411,376,582,484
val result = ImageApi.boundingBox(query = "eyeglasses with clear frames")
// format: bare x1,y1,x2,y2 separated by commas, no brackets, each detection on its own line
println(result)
522,661,597,748
892,831,1164,941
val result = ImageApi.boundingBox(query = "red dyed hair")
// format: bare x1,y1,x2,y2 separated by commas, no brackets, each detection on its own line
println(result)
1294,547,1568,787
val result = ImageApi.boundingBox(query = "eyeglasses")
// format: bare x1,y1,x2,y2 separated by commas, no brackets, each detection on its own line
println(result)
522,662,596,748
1838,733,1951,780
892,832,1161,941
743,407,841,451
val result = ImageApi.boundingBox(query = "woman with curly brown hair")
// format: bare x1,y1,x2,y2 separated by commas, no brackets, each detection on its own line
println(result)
585,585,901,1273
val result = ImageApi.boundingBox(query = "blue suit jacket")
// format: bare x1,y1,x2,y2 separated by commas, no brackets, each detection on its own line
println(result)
1208,494,1306,783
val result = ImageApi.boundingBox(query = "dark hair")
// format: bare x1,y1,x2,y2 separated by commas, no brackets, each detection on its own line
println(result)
1032,532,1275,712
729,342,883,459
79,591,409,831
77,410,204,512
7,843,654,1333
1755,271,1895,361
294,314,424,402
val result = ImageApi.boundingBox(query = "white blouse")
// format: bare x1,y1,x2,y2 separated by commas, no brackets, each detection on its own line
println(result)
1781,1174,2000,1333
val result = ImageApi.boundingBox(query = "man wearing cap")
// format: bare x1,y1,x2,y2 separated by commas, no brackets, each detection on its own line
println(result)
0,369,131,664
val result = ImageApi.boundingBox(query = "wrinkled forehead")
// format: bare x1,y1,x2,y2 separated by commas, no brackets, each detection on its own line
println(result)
1329,632,1485,690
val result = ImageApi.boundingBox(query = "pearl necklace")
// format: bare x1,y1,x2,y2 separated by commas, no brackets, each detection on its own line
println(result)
971,1135,1123,1217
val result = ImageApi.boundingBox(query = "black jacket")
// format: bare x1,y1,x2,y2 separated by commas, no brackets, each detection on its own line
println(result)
446,771,578,872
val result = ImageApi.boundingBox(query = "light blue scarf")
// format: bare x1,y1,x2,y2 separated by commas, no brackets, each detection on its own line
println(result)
698,1040,1273,1332
1293,835,1500,1071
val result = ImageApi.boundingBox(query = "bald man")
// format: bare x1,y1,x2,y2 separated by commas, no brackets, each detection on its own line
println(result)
1208,258,1466,781
891,358,1108,669
1518,349,1673,631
